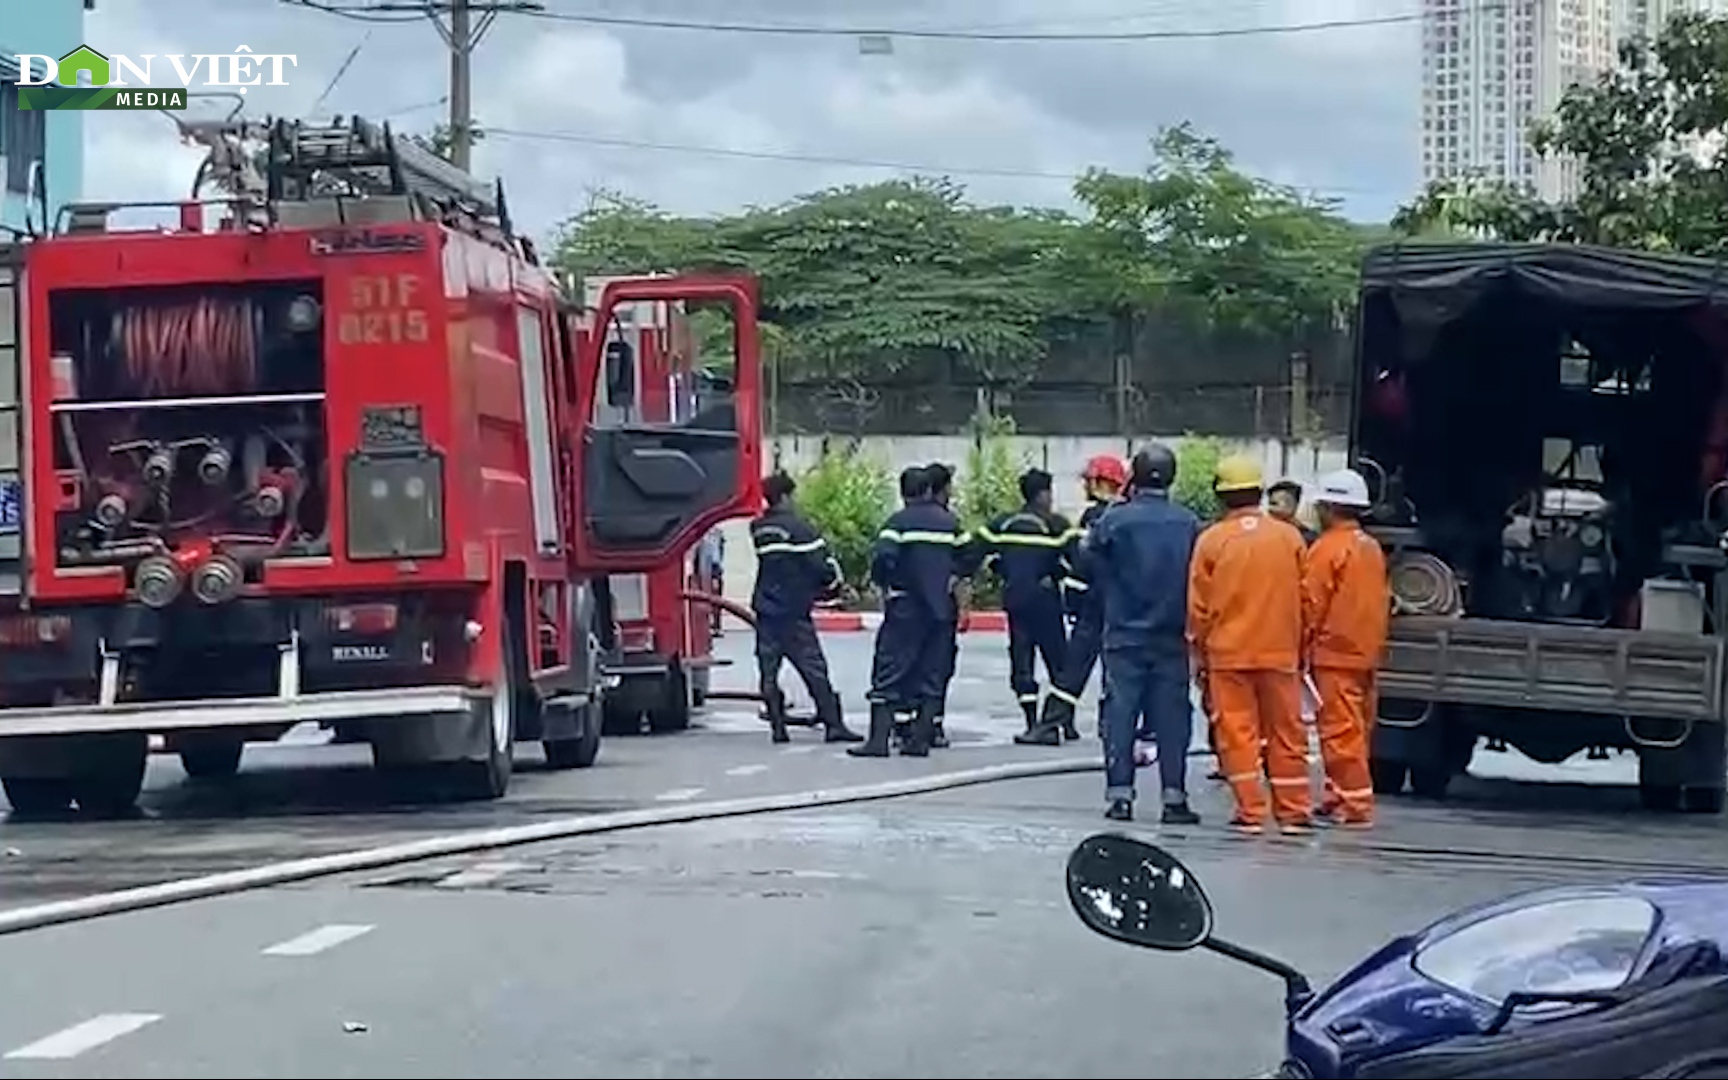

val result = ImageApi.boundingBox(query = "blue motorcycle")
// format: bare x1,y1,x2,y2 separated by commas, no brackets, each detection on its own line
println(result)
1065,833,1728,1078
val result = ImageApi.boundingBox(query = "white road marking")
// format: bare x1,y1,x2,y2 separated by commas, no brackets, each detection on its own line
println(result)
655,787,705,801
5,1014,162,1060
262,923,375,957
781,745,819,755
725,764,769,777
436,861,529,889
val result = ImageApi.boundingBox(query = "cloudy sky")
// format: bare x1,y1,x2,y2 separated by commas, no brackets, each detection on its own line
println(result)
81,0,1420,241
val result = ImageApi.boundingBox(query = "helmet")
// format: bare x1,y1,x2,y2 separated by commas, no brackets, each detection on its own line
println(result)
1213,454,1265,494
1081,454,1128,487
1130,443,1177,491
1315,468,1372,508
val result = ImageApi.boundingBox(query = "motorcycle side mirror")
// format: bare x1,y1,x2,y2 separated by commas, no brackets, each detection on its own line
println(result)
1065,832,1212,952
1065,833,1318,1018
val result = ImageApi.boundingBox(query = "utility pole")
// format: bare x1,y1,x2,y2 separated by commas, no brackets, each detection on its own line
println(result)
420,0,543,171
285,1,544,171
447,0,473,170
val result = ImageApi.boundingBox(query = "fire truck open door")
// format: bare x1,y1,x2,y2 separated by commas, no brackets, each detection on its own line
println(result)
570,275,762,571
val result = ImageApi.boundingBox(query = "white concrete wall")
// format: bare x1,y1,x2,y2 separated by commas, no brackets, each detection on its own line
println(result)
718,434,1349,601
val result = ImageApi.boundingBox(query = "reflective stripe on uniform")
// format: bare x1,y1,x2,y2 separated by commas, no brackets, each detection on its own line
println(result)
756,537,828,555
878,529,963,545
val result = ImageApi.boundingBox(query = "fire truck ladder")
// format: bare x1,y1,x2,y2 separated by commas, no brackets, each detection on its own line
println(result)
0,244,22,596
265,116,516,241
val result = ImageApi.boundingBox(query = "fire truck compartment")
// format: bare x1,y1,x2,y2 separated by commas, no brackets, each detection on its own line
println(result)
44,282,332,581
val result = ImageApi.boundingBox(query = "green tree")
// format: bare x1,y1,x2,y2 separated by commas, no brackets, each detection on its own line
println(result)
551,178,1089,381
414,122,487,164
714,178,1075,381
1392,12,1728,253
1072,124,1364,336
555,189,724,280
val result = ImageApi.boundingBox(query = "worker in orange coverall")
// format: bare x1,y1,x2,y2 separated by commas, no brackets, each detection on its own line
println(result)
1303,467,1389,828
1188,455,1311,835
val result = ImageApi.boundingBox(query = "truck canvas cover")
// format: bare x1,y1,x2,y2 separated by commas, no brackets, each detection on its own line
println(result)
1355,241,1728,723
1361,241,1728,321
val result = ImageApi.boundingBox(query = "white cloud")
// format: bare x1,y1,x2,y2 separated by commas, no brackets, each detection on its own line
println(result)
74,0,1420,240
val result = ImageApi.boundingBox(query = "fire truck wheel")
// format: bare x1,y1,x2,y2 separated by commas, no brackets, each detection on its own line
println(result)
454,679,516,800
179,740,244,780
601,700,644,736
70,737,148,819
543,704,602,769
647,662,692,734
1,776,74,817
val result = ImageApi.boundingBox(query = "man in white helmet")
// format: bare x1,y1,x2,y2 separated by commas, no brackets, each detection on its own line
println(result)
1301,468,1389,828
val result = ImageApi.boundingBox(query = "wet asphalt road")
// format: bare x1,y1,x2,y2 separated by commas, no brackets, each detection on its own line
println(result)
1,631,1727,1077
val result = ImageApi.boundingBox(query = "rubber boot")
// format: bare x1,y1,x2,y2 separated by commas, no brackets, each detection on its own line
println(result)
847,702,895,758
901,703,937,757
766,690,791,745
1015,697,1063,746
819,691,863,744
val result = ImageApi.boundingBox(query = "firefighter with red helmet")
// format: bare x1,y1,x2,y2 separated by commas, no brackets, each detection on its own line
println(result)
1016,452,1127,745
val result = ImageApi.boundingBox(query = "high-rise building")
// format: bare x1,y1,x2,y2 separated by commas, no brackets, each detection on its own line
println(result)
1420,0,1728,202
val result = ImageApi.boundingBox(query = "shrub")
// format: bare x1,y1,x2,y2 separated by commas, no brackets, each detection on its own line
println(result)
795,440,894,596
1172,434,1226,522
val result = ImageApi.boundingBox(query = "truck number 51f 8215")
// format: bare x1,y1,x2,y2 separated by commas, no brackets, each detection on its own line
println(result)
338,273,430,345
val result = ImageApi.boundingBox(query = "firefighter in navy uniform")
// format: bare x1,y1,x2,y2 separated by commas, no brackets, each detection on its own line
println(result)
749,472,864,746
1021,454,1126,745
971,468,1073,741
851,466,965,758
924,462,961,748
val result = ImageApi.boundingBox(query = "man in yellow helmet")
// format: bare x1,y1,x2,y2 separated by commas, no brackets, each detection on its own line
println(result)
1188,454,1311,834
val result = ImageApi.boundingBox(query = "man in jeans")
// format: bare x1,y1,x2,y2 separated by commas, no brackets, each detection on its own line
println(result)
1081,445,1202,824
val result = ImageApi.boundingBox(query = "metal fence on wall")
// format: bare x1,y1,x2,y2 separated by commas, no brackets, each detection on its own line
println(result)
767,315,1354,439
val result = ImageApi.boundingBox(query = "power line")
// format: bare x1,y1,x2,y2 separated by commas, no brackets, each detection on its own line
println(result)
285,0,1495,40
520,6,1465,41
484,126,1377,197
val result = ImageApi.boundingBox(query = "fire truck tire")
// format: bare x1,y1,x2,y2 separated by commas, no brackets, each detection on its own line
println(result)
543,704,601,770
70,737,148,819
179,740,244,780
647,662,692,734
448,682,515,800
601,701,644,736
1,776,74,816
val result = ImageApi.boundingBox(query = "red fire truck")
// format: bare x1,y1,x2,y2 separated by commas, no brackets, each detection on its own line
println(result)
0,117,761,817
583,278,728,736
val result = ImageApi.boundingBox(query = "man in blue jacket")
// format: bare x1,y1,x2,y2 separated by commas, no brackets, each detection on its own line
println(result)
1082,444,1203,824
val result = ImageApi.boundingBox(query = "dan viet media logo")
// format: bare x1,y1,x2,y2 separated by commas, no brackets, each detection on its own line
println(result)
14,45,298,110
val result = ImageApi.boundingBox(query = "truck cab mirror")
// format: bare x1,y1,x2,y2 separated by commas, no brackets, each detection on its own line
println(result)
604,339,635,408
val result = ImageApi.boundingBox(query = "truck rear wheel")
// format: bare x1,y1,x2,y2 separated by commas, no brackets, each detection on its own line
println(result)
543,702,601,769
1369,759,1409,795
179,740,244,780
452,676,516,800
71,736,149,819
647,662,691,734
2,776,73,817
